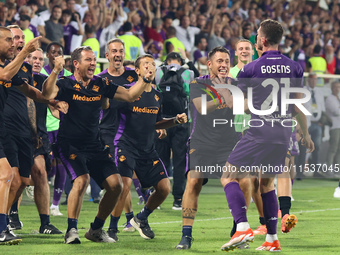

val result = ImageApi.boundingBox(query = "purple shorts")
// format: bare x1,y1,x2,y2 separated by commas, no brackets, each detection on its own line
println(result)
48,130,58,160
227,137,289,174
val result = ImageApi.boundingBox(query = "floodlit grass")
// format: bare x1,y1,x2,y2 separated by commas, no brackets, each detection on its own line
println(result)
2,179,340,254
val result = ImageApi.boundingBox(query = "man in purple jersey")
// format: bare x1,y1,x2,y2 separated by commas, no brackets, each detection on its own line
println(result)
219,19,314,252
176,46,240,250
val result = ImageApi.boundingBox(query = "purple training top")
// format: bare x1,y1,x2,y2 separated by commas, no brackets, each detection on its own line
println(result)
237,50,304,145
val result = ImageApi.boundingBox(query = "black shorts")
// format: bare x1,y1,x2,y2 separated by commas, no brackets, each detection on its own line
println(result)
116,148,168,189
187,146,232,185
100,131,115,156
33,136,50,158
3,134,33,178
56,140,119,189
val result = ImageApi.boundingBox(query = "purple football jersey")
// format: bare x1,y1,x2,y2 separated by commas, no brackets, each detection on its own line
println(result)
237,50,304,145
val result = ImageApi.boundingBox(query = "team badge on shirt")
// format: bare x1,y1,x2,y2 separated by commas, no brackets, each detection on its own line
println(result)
0,81,11,88
119,155,126,162
22,66,28,73
69,154,77,160
189,149,196,154
126,76,134,83
34,81,37,87
153,160,159,166
92,85,99,92
154,95,159,101
73,84,81,91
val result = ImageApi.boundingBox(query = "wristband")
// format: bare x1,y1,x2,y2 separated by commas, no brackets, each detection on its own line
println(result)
53,69,59,75
143,77,152,83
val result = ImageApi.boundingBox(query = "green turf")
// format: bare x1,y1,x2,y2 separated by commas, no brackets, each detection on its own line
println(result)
2,179,340,254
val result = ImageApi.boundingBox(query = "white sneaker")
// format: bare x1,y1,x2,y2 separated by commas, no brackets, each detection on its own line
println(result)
50,207,63,216
65,228,81,244
333,187,340,198
25,186,34,201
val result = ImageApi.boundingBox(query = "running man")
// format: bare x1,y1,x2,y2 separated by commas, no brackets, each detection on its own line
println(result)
176,46,239,249
111,54,187,241
98,38,138,237
219,19,314,252
42,46,156,244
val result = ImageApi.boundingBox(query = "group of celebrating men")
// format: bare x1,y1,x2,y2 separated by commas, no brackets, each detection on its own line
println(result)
0,18,314,252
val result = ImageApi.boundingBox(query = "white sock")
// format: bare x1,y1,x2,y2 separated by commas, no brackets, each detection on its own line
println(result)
236,222,250,231
50,204,59,209
266,234,278,243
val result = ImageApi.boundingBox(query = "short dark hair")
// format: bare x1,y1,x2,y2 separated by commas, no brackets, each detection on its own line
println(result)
166,26,176,36
313,44,322,54
20,15,31,22
259,19,283,46
62,9,72,16
85,24,95,34
135,54,154,69
71,46,92,61
122,21,132,32
71,46,93,68
46,42,64,54
208,46,230,60
165,52,184,65
52,5,62,12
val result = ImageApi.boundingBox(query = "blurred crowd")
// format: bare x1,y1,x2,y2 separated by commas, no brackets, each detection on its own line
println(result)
1,0,340,74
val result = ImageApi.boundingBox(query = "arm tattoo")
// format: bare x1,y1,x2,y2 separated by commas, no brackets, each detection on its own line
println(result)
182,208,197,220
27,97,37,137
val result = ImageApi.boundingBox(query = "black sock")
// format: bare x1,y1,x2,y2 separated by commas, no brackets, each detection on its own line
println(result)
259,217,266,225
279,196,291,216
230,220,236,237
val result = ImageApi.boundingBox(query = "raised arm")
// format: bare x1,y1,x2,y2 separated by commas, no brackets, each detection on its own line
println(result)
0,36,41,81
42,56,64,99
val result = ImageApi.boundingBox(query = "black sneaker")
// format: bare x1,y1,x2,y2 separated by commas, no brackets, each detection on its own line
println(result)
130,216,155,239
172,199,182,210
0,229,22,245
92,197,101,204
107,228,119,241
8,213,23,230
176,235,193,249
39,223,63,234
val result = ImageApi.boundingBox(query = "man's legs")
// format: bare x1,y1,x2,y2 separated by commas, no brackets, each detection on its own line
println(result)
171,125,188,210
122,190,135,232
277,157,297,234
176,171,204,249
50,159,67,214
309,123,322,166
256,176,281,251
251,176,266,235
31,155,62,234
64,174,90,244
130,178,171,239
85,174,122,243
107,176,132,240
0,158,21,244
220,163,254,252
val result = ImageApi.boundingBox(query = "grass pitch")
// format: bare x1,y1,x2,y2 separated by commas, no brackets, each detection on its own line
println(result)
2,178,340,254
